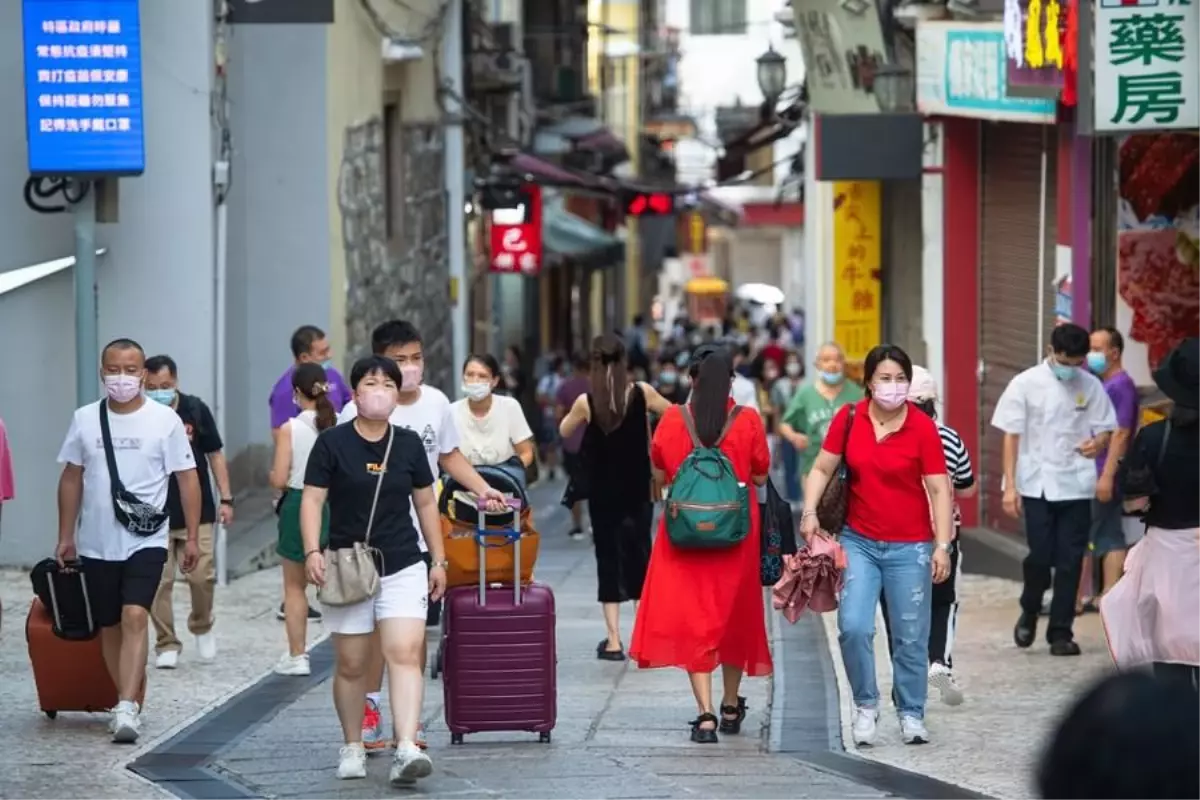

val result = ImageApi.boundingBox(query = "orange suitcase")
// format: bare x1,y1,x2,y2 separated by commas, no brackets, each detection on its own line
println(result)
26,598,145,718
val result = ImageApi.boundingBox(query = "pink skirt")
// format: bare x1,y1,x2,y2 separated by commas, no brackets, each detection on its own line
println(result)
1101,526,1200,669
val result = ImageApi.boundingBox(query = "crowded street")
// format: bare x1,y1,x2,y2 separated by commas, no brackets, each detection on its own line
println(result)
0,480,1119,799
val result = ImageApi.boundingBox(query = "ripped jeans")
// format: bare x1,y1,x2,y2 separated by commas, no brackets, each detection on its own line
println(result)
837,529,932,719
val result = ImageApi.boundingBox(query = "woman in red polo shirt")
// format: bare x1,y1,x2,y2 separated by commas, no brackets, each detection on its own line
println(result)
800,344,954,748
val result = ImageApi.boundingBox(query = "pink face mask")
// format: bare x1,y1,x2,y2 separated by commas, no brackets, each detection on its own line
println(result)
872,382,910,411
399,364,423,392
103,374,142,403
357,387,397,421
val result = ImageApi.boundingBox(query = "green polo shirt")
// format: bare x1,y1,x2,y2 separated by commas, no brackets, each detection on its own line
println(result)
782,380,865,476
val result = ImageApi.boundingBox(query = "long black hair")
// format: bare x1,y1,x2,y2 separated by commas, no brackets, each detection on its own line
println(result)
590,333,628,434
688,345,734,447
293,362,337,431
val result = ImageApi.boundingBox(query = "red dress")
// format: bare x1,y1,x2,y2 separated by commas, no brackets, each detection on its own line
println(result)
629,402,774,676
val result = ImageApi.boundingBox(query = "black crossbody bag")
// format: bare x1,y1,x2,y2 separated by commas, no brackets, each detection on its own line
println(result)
100,401,171,536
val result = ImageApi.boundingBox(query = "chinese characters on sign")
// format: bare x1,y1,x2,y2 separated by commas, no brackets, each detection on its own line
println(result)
1094,0,1198,132
832,181,881,363
792,0,889,114
489,183,544,277
22,0,145,175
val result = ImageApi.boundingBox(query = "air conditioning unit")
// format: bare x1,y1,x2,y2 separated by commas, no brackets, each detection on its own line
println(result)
469,50,524,93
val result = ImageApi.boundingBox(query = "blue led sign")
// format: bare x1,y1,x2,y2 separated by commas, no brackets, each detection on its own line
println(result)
22,0,146,176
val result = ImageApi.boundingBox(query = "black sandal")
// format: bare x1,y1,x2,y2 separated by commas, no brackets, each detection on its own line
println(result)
596,639,626,662
719,696,747,734
690,712,719,744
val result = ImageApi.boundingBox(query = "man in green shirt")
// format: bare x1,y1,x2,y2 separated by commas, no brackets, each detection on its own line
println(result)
780,342,864,478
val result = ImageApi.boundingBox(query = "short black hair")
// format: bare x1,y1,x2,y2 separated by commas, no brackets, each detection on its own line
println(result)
463,353,501,378
863,344,914,394
1051,323,1090,358
1095,325,1125,354
290,325,325,359
101,338,144,361
349,355,403,390
145,354,178,377
371,319,422,355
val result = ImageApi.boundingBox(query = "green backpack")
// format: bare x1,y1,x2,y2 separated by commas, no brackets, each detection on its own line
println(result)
665,406,750,549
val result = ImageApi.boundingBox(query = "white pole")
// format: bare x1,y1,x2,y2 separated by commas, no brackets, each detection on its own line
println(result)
1035,131,1048,360
213,168,230,588
443,0,468,377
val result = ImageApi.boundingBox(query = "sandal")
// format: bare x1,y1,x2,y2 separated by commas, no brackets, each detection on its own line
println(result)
596,639,626,662
689,712,719,744
719,696,747,734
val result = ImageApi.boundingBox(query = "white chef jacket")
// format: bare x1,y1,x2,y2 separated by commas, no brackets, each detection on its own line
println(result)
990,361,1117,502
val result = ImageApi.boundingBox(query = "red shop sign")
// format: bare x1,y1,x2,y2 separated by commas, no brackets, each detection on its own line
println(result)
488,183,543,276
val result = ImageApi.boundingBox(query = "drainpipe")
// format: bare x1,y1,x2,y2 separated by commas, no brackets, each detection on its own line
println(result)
443,0,468,381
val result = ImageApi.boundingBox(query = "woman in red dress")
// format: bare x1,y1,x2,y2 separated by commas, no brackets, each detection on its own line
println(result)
630,344,772,743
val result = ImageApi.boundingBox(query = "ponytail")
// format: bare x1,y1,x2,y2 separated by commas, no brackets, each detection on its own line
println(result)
689,351,734,447
314,391,337,431
293,362,337,430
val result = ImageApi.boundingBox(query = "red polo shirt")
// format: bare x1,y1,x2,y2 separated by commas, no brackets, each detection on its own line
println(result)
822,400,947,543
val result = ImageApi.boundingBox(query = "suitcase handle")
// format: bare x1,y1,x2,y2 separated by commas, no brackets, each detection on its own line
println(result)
475,496,524,606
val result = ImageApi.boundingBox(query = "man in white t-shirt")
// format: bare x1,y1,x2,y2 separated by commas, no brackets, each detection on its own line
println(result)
338,320,505,752
56,339,202,744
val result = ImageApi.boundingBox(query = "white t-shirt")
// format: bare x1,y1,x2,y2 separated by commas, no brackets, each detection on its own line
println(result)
450,394,534,467
338,386,460,549
57,399,195,561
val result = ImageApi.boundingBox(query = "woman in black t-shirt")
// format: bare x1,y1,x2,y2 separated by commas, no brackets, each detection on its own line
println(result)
300,356,447,785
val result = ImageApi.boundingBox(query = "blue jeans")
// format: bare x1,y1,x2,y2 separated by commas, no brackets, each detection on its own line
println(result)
837,529,933,719
780,440,801,503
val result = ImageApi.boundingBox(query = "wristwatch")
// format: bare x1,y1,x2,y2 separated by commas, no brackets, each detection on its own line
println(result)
432,559,449,570
935,541,952,552
220,497,235,508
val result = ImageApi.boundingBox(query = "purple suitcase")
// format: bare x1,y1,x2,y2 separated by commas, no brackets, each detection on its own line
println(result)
442,498,557,745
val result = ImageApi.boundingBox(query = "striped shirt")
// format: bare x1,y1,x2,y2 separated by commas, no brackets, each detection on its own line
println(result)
938,423,974,490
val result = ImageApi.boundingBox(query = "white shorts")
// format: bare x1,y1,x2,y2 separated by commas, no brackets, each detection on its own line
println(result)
321,561,429,636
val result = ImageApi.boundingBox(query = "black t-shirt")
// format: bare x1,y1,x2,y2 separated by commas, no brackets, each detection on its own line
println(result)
166,393,222,530
304,422,434,577
1120,419,1199,529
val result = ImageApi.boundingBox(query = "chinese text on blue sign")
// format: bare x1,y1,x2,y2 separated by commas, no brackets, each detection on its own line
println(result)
22,0,145,176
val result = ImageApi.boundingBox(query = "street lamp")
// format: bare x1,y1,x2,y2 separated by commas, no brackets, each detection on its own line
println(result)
873,63,915,112
756,45,787,105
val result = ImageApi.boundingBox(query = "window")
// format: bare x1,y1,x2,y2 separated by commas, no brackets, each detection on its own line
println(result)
689,0,747,35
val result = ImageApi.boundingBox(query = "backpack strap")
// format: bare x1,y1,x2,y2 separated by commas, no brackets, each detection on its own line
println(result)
682,404,743,449
716,406,743,447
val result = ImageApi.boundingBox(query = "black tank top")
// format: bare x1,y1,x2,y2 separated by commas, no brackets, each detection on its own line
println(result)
584,385,651,506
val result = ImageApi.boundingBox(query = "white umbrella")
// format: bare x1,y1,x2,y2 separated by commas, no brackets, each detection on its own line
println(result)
735,282,785,306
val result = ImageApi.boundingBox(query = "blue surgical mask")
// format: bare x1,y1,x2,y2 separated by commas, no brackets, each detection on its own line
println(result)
819,370,843,385
147,388,176,406
320,359,335,372
660,371,677,385
1086,352,1107,375
1050,361,1078,381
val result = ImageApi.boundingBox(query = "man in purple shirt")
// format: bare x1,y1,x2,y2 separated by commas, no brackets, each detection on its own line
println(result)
1086,326,1140,599
555,354,590,540
268,325,353,431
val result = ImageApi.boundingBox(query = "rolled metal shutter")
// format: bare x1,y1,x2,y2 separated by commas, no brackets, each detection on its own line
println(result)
978,122,1059,534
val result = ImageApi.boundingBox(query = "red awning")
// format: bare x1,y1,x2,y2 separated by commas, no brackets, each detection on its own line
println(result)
508,154,601,188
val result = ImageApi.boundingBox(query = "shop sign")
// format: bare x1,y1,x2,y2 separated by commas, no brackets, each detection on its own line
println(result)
1094,0,1198,133
791,0,889,114
1003,0,1068,93
916,22,1058,124
489,183,543,276
832,181,882,363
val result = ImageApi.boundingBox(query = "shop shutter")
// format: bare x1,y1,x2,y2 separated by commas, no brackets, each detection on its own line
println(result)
730,235,782,291
978,122,1059,535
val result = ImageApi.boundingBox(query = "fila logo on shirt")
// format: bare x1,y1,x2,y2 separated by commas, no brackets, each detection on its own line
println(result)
366,462,387,476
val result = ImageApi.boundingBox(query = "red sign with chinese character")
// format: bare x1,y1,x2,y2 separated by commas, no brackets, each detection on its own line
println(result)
489,183,543,276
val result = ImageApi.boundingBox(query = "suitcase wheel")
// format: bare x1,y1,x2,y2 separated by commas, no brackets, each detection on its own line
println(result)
539,731,551,743
450,733,464,745
431,645,443,680
44,710,57,720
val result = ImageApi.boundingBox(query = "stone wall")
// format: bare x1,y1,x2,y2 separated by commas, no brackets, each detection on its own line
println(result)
338,117,453,394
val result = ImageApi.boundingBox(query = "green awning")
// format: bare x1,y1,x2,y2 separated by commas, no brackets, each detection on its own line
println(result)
543,196,624,268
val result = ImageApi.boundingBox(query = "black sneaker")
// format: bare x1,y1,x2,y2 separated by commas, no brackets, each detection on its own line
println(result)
1014,612,1037,648
568,528,586,542
277,603,323,622
1050,639,1082,657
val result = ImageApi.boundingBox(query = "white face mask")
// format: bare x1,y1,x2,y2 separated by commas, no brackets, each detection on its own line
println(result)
462,382,492,402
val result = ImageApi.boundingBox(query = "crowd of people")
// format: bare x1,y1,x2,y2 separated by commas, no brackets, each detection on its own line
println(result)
45,300,1196,792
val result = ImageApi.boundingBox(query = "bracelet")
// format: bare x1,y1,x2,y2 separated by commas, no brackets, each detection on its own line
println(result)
303,549,322,560
800,510,817,519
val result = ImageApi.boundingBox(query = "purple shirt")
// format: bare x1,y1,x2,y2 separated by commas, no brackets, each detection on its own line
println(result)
269,366,353,429
1098,369,1139,476
555,376,590,453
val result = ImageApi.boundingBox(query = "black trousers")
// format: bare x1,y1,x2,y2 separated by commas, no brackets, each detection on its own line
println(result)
882,537,962,668
1020,496,1091,643
1154,662,1200,693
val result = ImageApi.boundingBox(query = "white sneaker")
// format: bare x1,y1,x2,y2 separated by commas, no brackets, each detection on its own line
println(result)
111,701,141,744
851,706,879,747
928,662,964,706
155,650,179,670
900,715,930,745
195,632,217,661
274,653,311,676
337,743,367,780
389,741,433,786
